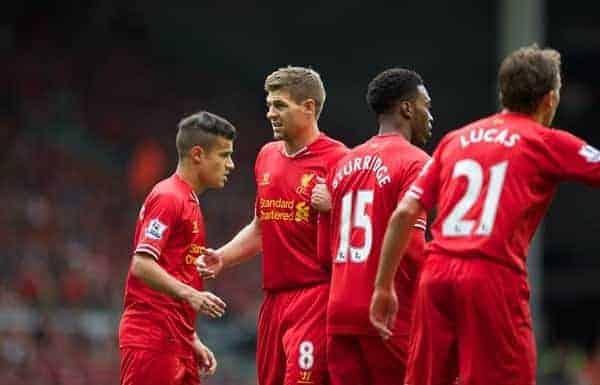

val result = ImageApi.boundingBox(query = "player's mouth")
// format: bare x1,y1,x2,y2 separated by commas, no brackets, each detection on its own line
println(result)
271,121,283,130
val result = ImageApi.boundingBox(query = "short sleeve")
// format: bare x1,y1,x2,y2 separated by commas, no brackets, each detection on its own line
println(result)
316,169,338,269
545,130,600,186
134,193,179,260
397,157,430,231
405,148,442,212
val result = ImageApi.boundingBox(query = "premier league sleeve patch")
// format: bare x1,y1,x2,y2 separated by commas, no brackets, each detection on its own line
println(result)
145,218,168,240
579,144,600,163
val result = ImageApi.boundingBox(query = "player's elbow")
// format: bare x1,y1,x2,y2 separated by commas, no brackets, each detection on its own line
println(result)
130,253,153,279
391,197,421,226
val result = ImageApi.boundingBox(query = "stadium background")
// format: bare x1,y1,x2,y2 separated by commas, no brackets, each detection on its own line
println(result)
1,1,599,384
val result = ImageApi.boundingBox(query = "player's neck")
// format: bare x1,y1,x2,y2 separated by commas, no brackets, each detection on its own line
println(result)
378,123,411,141
284,125,320,155
503,108,545,125
175,164,205,195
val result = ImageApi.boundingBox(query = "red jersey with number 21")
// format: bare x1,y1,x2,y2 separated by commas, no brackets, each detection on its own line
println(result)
409,112,600,274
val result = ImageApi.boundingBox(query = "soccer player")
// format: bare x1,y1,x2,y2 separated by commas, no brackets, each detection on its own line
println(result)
370,45,600,385
197,66,348,385
119,111,235,385
323,68,432,385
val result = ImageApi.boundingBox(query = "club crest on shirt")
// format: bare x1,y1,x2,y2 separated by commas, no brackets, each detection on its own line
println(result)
295,202,310,222
145,218,167,240
296,173,315,195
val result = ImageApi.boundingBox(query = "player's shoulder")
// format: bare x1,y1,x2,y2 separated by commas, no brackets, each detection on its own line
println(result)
319,133,347,149
255,141,284,166
405,142,430,163
145,177,186,208
315,133,349,154
258,140,283,156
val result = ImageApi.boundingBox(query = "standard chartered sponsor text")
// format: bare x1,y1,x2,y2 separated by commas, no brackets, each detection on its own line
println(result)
260,198,295,209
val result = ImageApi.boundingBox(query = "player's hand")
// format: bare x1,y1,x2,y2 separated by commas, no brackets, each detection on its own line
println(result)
369,286,398,340
196,247,224,280
311,179,331,212
193,338,218,377
185,289,226,318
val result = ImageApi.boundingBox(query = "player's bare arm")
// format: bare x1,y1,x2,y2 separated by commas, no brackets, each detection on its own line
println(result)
369,195,422,338
196,215,262,279
131,253,226,318
193,332,218,377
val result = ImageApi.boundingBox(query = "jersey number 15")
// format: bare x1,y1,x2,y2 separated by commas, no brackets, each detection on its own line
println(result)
335,190,374,263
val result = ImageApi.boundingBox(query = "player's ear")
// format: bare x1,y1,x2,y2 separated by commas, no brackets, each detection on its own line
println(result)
399,100,412,119
536,90,554,115
303,98,317,117
189,145,205,163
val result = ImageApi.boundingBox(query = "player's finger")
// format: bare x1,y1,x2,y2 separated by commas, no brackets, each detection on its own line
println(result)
370,317,393,339
196,266,215,278
201,303,224,318
197,346,210,367
206,349,217,375
204,292,227,309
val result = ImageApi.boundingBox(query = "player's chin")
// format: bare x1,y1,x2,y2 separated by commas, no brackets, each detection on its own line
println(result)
210,178,227,190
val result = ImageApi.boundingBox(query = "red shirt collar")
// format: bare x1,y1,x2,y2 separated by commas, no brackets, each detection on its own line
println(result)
172,174,200,205
280,133,325,158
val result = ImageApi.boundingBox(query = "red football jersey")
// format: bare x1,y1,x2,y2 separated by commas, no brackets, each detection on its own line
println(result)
409,111,600,274
119,174,205,356
327,134,429,335
255,133,348,290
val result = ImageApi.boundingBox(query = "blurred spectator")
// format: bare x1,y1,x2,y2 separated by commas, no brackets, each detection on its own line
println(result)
127,138,168,200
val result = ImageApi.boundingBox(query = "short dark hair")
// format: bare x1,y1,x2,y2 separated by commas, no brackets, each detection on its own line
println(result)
366,68,424,115
176,111,236,158
264,66,326,119
498,44,561,114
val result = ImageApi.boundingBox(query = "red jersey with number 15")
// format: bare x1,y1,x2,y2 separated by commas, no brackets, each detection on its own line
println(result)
119,174,205,356
255,133,348,291
409,111,600,274
327,134,429,335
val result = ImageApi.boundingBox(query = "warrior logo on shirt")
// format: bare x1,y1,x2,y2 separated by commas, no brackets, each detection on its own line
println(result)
259,172,271,186
298,370,313,384
145,218,167,240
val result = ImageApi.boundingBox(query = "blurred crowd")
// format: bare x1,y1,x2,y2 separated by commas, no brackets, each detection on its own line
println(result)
0,17,265,384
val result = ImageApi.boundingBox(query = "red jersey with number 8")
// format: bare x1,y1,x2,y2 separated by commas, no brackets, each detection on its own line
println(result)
409,111,600,274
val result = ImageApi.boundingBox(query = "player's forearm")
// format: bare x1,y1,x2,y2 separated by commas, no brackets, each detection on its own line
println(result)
218,217,262,269
131,253,194,300
375,200,420,289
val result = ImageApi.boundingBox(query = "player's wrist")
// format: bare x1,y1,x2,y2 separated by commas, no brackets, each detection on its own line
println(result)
373,281,394,291
176,284,194,301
